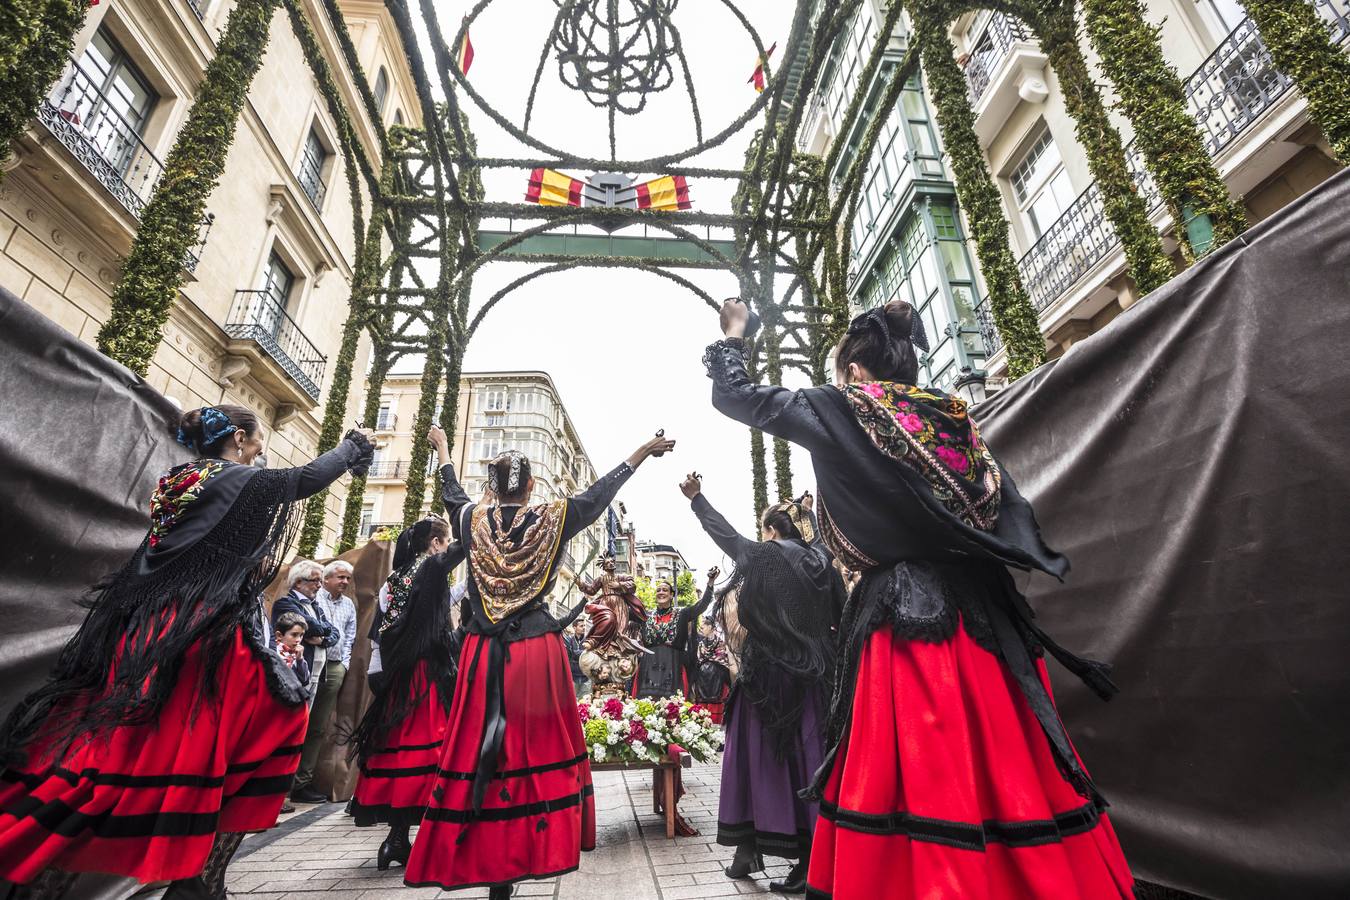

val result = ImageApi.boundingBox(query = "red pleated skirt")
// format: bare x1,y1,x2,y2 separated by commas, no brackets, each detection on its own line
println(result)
806,622,1134,900
0,627,307,884
352,661,449,826
404,631,595,890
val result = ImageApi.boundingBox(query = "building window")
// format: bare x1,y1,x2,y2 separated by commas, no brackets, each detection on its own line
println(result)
392,109,404,126
1204,0,1248,32
373,67,390,114
359,504,374,535
376,401,394,430
1010,128,1075,240
298,126,328,211
65,30,158,178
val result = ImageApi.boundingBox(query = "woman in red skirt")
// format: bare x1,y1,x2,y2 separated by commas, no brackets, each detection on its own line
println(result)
0,405,373,897
350,517,458,870
703,301,1135,898
404,425,675,899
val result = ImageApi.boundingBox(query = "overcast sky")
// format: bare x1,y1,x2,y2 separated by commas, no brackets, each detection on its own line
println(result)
399,0,813,576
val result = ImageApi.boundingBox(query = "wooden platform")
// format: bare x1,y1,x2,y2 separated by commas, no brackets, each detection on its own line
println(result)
591,750,694,838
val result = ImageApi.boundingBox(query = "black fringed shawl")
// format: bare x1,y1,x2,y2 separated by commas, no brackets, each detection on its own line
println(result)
690,492,844,759
721,539,843,759
351,543,465,764
0,438,369,767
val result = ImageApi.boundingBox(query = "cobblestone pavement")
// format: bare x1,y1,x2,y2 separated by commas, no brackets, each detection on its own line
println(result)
227,762,794,899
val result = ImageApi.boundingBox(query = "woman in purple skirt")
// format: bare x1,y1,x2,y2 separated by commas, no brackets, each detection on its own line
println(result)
680,474,844,895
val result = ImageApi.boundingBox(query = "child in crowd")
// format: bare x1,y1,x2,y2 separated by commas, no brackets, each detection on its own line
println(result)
275,611,312,688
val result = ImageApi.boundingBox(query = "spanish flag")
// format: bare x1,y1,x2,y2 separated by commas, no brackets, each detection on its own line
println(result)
457,22,474,74
526,168,584,206
635,175,692,211
748,41,777,92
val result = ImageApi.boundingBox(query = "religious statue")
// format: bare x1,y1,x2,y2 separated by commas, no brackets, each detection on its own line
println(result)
577,554,647,698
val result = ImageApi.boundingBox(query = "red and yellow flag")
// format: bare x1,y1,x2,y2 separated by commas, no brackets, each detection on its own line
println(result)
748,42,777,92
526,168,584,207
635,175,691,211
457,23,475,74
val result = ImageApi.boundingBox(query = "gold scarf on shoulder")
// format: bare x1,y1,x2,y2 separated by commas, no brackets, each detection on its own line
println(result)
469,501,567,623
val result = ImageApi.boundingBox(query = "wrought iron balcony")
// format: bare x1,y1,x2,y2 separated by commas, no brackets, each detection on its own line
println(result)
224,290,326,401
186,0,206,20
363,521,401,538
973,300,1003,357
366,460,408,480
183,213,215,274
39,55,164,218
963,13,1033,105
375,411,397,431
1004,2,1350,326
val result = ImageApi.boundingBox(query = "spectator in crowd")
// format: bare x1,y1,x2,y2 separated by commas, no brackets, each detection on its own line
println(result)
274,612,312,687
565,617,589,697
272,561,338,714
289,560,358,804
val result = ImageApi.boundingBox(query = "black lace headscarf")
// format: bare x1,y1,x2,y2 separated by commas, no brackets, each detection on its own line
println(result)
720,539,844,759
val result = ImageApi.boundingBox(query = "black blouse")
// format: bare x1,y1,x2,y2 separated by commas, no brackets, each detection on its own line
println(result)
703,338,1066,578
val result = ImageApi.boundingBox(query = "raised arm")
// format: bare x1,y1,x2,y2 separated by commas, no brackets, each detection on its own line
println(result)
562,432,677,540
678,566,720,629
680,473,755,562
703,300,831,453
425,426,472,536
294,430,375,498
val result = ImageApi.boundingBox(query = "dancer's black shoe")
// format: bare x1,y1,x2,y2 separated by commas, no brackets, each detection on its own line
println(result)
770,858,809,894
376,829,410,871
488,885,512,899
724,844,764,879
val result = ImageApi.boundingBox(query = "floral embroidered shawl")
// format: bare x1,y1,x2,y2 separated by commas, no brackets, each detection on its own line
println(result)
840,382,1001,533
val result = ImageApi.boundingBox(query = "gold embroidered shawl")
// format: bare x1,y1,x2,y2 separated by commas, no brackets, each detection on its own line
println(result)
468,501,567,623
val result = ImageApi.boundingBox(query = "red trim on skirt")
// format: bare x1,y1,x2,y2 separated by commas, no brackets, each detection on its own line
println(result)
352,661,448,826
404,631,595,890
806,623,1134,900
0,628,307,884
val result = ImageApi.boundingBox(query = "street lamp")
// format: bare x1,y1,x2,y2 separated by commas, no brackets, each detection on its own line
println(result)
953,365,987,406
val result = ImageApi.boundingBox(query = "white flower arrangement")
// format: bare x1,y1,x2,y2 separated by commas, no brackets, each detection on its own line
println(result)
578,693,725,765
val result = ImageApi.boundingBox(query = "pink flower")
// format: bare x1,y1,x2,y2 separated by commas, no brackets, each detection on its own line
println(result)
860,383,885,398
603,698,625,720
629,720,649,743
935,446,970,473
897,413,923,433
665,702,681,721
578,703,590,724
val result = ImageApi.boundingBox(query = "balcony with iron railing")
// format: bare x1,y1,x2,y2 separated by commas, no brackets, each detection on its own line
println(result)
1005,2,1350,327
363,521,401,538
963,13,1034,105
374,410,398,431
366,460,409,480
224,290,326,402
40,56,164,218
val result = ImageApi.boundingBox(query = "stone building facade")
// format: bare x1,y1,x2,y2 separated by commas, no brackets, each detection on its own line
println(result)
0,0,417,553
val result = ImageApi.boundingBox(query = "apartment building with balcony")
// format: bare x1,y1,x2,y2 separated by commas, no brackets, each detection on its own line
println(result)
0,0,419,552
799,0,1348,387
634,541,692,587
359,370,609,619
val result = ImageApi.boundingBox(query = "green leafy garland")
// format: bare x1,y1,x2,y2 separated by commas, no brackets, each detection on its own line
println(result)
1082,0,1246,259
1244,0,1350,163
97,0,280,375
912,19,1045,377
1028,2,1175,296
0,0,85,177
